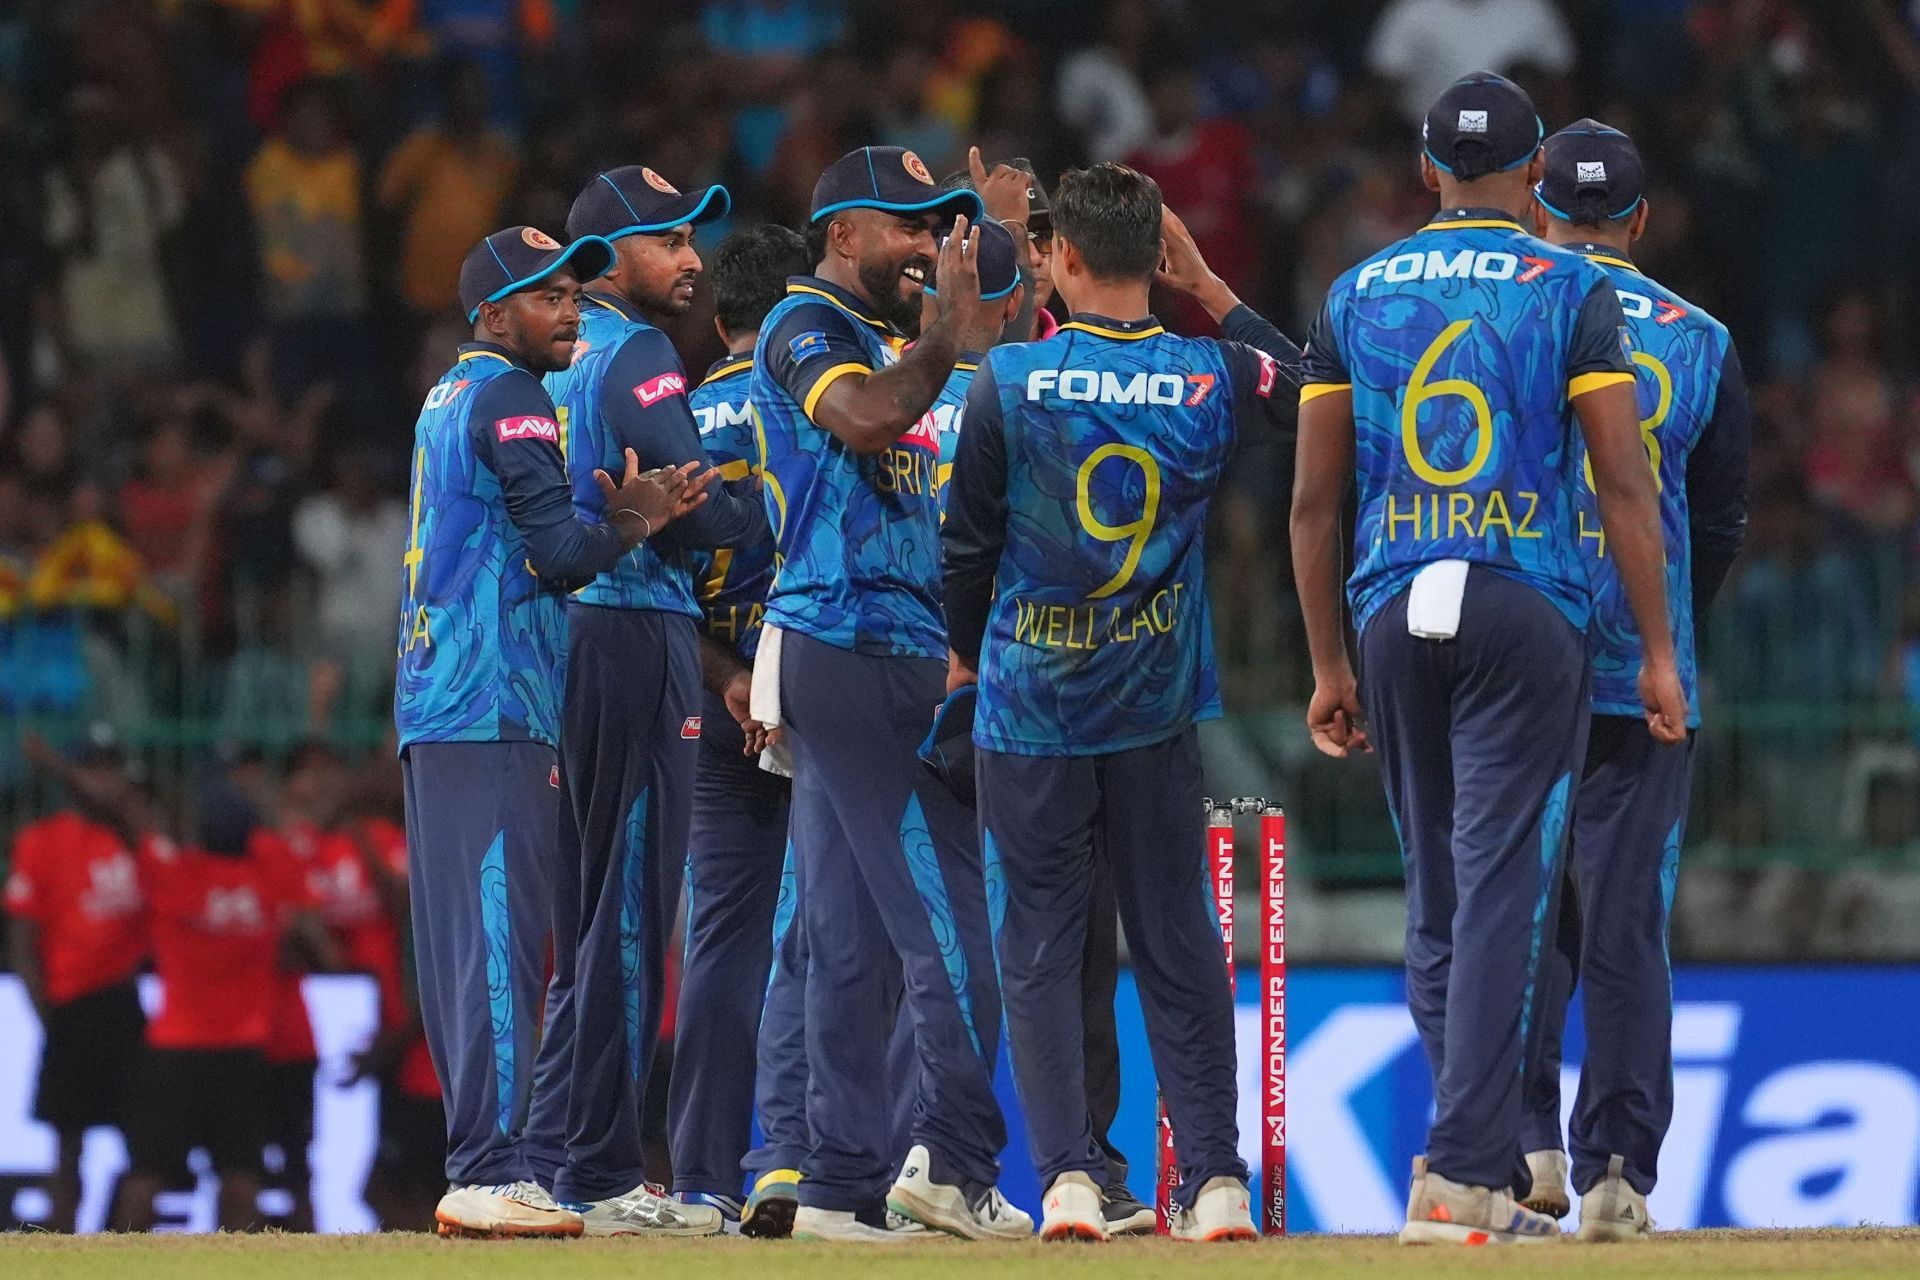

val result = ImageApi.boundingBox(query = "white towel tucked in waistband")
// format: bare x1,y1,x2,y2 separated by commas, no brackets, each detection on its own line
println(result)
1407,559,1470,640
749,623,794,778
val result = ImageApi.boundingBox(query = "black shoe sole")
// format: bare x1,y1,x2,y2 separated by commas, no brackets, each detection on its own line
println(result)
740,1196,797,1240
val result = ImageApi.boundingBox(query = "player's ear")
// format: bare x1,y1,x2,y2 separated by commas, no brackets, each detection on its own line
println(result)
477,299,507,339
713,316,730,346
1527,197,1548,238
1419,152,1441,193
1628,198,1649,243
1525,148,1545,186
1001,281,1026,328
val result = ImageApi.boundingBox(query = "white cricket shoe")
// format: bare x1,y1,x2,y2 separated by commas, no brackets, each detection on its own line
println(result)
568,1182,723,1237
1521,1148,1571,1218
792,1206,914,1243
1171,1176,1258,1242
435,1181,583,1238
887,1144,1034,1240
1038,1171,1108,1242
1397,1156,1561,1245
1575,1155,1654,1242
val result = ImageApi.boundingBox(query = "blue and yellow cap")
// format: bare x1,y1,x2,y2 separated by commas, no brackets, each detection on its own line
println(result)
458,226,616,322
567,165,732,243
810,146,984,224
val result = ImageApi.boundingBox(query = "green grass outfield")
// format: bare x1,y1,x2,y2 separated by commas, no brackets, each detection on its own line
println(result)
4,1229,1916,1280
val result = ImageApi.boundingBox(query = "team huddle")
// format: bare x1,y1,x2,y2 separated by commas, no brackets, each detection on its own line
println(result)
394,68,1747,1246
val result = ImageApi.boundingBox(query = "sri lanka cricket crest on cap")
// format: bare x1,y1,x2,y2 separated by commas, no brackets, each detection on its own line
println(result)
522,227,561,250
903,151,934,184
642,167,679,195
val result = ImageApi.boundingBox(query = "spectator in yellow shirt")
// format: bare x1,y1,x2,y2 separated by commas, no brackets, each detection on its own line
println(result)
377,60,516,321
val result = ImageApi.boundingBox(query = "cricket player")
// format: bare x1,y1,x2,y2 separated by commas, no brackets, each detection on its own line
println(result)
942,163,1302,1243
1517,121,1750,1240
395,225,707,1239
666,223,807,1227
752,145,1020,1243
528,166,764,1236
1288,74,1688,1246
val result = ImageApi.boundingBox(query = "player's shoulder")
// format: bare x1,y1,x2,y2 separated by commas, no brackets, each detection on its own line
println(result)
691,357,754,403
1516,232,1617,296
471,363,559,420
1614,266,1730,346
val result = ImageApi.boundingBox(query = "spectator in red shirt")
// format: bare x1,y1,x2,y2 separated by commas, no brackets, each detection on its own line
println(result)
21,737,297,1232
1125,62,1263,337
243,741,347,1233
4,729,147,1233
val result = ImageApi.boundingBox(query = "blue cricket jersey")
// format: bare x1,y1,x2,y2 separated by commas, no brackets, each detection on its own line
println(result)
933,359,979,515
689,353,773,658
1564,245,1750,726
752,275,944,658
1300,208,1636,634
942,310,1300,755
546,291,766,617
395,343,630,750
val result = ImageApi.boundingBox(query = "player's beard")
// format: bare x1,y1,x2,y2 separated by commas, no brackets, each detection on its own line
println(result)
860,252,927,333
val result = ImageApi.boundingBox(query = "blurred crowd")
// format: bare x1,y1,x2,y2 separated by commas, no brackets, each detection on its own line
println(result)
1,0,1918,896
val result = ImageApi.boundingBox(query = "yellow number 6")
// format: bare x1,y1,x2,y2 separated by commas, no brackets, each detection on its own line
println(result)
1403,319,1495,486
1076,444,1161,599
1584,351,1669,494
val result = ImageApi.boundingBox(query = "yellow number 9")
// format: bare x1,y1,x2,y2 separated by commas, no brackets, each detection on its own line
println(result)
1584,351,1670,494
1076,444,1161,599
1403,319,1495,486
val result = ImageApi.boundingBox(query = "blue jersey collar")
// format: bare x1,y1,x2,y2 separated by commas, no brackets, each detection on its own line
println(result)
1059,313,1166,341
785,274,892,332
455,340,529,372
702,352,754,385
1564,242,1640,273
1421,207,1529,233
583,288,651,325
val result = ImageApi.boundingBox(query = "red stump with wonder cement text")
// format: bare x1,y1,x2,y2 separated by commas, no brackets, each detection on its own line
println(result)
1259,802,1287,1236
1154,797,1287,1236
1156,799,1244,1233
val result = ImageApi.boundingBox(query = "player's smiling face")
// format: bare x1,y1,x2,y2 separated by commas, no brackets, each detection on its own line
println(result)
848,208,939,332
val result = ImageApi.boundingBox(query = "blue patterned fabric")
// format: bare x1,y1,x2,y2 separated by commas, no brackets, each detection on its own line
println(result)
690,355,774,658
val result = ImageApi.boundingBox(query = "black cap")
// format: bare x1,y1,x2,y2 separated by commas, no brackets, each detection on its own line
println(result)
924,217,1022,302
917,684,978,808
459,226,617,322
566,166,732,243
1422,72,1543,180
67,721,125,769
811,145,983,224
1537,118,1645,224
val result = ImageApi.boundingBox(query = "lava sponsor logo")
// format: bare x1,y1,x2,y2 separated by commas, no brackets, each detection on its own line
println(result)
633,373,688,406
495,416,560,443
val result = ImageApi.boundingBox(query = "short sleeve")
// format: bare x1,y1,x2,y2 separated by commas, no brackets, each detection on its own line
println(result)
761,301,875,422
1566,276,1635,397
1298,298,1351,402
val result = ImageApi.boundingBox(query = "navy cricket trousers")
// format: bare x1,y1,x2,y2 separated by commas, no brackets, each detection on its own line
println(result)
1521,716,1695,1197
668,696,792,1196
548,604,700,1203
1359,567,1590,1193
781,631,1005,1212
403,740,559,1188
979,727,1246,1207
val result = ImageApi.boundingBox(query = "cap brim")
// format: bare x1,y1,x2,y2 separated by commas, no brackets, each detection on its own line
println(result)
468,235,618,321
604,184,733,240
811,188,985,224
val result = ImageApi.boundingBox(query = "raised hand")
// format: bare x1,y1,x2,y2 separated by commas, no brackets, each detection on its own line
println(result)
970,146,1031,229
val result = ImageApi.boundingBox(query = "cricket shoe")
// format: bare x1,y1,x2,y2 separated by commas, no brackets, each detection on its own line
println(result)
435,1181,583,1238
1039,1171,1108,1242
1171,1176,1258,1241
676,1191,744,1234
792,1206,914,1243
740,1168,800,1239
887,1144,1034,1240
565,1182,723,1236
885,1209,935,1236
1575,1155,1654,1242
1521,1148,1571,1218
1101,1182,1156,1236
1397,1157,1561,1245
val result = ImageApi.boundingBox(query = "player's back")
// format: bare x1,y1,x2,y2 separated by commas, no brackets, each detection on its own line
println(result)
395,350,569,749
1315,212,1628,632
1569,254,1731,724
690,355,772,657
974,321,1240,755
